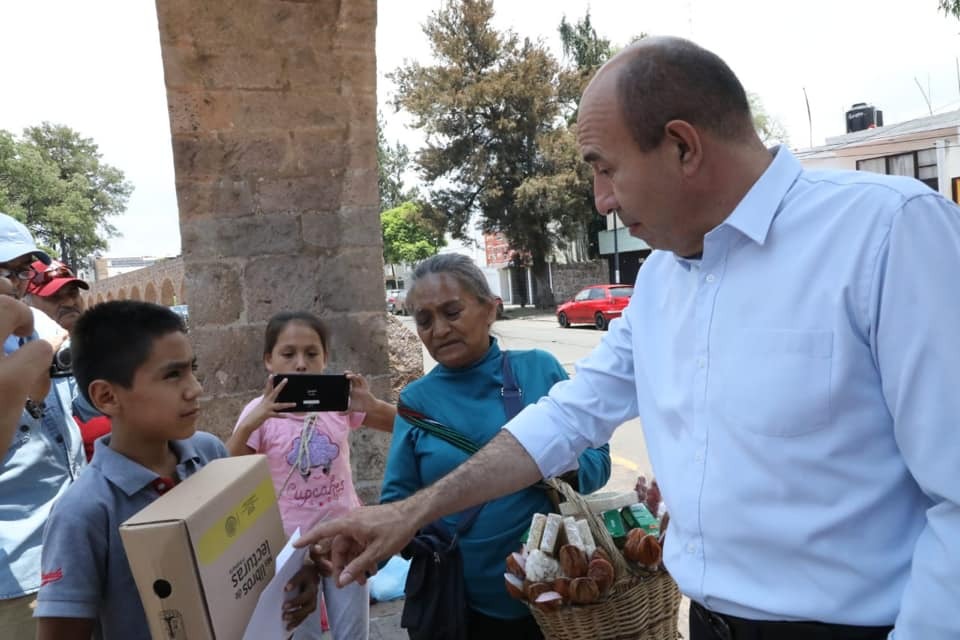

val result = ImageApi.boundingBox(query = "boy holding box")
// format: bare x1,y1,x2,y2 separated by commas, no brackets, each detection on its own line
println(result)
34,301,318,640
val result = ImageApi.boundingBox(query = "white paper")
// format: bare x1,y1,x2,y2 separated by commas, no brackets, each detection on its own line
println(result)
242,528,310,640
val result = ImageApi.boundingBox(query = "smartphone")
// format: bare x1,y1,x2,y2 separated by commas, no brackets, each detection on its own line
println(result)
271,373,350,412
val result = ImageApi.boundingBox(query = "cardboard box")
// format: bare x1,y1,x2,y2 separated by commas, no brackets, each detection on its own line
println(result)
120,455,286,640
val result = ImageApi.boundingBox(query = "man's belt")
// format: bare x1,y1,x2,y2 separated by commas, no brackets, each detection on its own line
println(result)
691,601,894,640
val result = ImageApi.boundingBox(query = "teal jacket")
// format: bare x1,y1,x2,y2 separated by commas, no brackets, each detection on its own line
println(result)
381,339,611,619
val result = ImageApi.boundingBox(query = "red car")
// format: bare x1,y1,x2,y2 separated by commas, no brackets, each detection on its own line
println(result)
557,284,634,330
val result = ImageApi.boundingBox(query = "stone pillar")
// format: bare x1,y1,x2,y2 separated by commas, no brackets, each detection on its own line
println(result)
155,0,390,503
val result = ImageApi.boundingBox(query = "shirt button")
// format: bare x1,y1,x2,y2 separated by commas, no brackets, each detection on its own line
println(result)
697,357,706,369
686,543,697,554
694,450,704,462
705,274,716,283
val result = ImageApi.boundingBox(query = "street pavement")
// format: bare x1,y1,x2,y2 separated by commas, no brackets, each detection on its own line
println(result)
321,310,689,638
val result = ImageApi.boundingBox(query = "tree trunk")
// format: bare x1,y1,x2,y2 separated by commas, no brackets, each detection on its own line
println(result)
531,252,555,309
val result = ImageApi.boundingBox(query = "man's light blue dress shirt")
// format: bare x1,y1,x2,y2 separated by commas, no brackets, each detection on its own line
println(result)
507,147,960,639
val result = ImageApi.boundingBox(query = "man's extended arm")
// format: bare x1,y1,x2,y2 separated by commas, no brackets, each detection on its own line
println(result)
305,429,539,585
298,302,642,585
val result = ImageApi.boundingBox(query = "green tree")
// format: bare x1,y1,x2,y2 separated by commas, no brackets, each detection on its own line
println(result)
557,11,613,123
939,0,960,18
377,113,415,212
749,93,790,146
392,0,595,307
381,201,445,283
0,123,132,268
555,10,620,261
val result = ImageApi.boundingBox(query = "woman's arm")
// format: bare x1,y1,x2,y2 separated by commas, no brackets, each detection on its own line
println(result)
379,414,423,505
574,443,612,494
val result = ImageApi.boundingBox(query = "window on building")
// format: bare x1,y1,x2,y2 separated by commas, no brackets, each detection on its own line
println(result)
857,149,939,191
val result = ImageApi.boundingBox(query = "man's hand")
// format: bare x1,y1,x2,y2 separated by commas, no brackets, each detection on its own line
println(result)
282,564,320,631
0,295,35,338
296,501,422,587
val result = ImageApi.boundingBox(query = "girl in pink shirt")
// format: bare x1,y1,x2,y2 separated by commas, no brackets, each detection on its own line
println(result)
227,311,395,640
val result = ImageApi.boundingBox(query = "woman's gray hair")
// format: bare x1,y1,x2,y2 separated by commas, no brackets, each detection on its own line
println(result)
407,253,495,307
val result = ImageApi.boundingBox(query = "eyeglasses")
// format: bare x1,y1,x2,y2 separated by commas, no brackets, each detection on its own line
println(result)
30,263,74,287
0,266,37,282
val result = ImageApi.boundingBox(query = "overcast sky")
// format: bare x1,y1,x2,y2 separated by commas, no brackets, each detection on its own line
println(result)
1,0,957,258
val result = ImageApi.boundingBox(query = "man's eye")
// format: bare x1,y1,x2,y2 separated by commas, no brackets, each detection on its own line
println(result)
165,371,181,380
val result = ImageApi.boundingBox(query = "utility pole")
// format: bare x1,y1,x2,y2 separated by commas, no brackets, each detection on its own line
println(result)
612,214,620,284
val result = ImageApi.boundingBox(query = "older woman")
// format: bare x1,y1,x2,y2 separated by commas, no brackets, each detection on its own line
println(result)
381,254,611,640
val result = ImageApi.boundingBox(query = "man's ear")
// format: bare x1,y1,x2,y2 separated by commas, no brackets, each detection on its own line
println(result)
87,380,120,418
663,120,702,175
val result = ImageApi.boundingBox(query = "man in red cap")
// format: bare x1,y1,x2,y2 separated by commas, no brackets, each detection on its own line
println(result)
24,260,89,333
24,260,109,461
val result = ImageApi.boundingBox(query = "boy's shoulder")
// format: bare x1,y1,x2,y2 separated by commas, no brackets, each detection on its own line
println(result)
49,462,115,524
181,430,229,463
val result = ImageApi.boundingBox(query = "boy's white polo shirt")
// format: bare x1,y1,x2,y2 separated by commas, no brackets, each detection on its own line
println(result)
34,432,227,640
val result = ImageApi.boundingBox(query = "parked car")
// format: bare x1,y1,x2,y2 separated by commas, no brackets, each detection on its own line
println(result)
556,284,634,330
386,289,408,314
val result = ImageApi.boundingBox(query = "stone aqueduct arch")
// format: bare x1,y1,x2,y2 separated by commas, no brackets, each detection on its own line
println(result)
85,258,185,310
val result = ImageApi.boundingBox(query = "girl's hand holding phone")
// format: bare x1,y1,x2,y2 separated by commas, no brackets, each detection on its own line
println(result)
238,376,299,432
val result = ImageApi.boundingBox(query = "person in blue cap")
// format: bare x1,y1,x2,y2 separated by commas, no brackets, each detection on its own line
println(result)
0,212,84,639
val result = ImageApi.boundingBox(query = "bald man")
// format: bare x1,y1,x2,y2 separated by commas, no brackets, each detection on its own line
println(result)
300,37,960,640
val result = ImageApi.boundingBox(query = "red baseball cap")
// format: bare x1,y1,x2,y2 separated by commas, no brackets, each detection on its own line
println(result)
26,260,90,297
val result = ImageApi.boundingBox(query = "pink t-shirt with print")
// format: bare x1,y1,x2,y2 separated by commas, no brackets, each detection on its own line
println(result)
236,398,365,537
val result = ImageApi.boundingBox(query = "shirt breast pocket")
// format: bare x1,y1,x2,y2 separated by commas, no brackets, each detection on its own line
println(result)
718,329,833,437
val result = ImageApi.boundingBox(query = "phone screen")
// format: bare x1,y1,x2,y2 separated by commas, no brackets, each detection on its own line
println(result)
272,374,350,412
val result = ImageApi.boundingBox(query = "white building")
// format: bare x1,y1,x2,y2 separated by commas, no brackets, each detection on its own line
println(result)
794,109,960,203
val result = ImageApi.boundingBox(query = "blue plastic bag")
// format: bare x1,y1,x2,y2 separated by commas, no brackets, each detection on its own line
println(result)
369,555,410,603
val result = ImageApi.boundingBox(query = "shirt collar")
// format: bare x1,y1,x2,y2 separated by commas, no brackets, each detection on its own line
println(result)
92,435,203,497
714,145,802,246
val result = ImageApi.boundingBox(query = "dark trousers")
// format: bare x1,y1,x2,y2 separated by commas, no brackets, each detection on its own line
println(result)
466,609,543,640
690,602,894,640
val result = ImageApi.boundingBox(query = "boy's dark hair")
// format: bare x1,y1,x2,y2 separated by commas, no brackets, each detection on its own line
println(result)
72,300,187,403
263,311,330,356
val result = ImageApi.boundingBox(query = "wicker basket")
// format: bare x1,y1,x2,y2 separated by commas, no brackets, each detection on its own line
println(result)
527,479,682,640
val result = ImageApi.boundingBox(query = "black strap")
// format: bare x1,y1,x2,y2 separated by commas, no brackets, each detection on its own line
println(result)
397,407,481,455
500,350,524,420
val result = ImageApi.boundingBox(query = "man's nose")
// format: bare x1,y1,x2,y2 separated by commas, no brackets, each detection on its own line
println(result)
593,179,618,215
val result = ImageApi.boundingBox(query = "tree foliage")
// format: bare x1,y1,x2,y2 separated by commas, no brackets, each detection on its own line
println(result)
748,93,790,146
0,123,132,268
939,0,960,18
391,1,602,306
377,113,415,212
557,11,612,121
381,201,445,265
